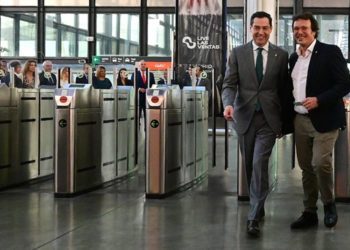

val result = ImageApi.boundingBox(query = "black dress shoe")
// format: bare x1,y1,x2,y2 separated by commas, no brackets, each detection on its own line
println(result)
258,208,265,221
324,203,338,228
247,220,260,237
290,211,318,229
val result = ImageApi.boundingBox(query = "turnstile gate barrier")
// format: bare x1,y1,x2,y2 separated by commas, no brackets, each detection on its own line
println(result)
146,86,208,198
55,84,102,196
334,102,350,202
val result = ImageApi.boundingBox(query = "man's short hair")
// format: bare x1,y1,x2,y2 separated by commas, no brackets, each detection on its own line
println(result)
292,12,319,38
250,11,272,27
42,60,52,67
9,60,21,69
196,65,204,72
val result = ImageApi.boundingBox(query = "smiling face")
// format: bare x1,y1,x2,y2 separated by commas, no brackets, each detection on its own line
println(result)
250,17,272,47
29,62,36,72
293,19,316,49
120,70,128,79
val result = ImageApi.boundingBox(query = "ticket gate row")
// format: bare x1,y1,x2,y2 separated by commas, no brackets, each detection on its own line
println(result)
55,84,136,197
145,85,208,198
0,88,55,189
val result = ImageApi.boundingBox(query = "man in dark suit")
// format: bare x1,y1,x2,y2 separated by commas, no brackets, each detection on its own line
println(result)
75,63,90,84
194,65,212,98
1,60,24,88
222,11,289,237
39,60,57,86
131,60,155,130
289,13,350,229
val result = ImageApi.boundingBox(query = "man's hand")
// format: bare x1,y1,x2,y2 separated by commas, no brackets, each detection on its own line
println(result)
223,105,234,121
302,97,318,111
139,88,146,93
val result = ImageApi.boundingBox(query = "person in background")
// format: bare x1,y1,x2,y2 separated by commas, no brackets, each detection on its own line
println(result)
131,60,155,130
0,60,8,81
75,63,90,84
59,67,70,88
194,65,212,98
39,60,57,86
22,59,37,89
93,65,112,89
1,60,23,87
117,68,132,86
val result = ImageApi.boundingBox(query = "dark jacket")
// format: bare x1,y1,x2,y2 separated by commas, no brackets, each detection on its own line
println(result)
75,74,89,84
92,77,112,89
39,71,57,86
131,71,155,107
289,40,350,132
1,73,24,88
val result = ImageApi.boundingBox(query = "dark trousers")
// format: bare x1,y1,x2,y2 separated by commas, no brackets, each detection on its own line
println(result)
139,105,146,131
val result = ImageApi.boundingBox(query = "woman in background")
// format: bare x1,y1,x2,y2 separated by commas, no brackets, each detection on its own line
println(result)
93,65,112,89
59,67,70,88
22,59,37,88
117,68,132,86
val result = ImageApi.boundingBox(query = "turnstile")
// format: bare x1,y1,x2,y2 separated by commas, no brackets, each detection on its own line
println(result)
146,86,208,198
116,86,136,175
39,89,55,176
54,85,137,196
334,109,350,202
100,89,117,182
0,87,55,189
55,85,102,196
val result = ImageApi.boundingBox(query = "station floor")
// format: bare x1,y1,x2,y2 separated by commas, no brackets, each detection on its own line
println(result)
1,119,350,250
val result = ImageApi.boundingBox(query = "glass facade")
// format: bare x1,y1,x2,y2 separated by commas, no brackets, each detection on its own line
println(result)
0,0,37,6
1,2,350,61
0,13,36,57
96,14,140,55
227,14,244,53
278,15,294,55
148,14,175,56
45,13,88,58
316,15,349,59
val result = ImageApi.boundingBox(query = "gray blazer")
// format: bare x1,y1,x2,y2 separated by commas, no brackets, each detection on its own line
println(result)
222,41,289,135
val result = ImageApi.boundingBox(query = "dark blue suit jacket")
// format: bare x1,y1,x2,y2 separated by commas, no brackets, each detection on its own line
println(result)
75,74,88,84
131,71,155,107
289,40,350,132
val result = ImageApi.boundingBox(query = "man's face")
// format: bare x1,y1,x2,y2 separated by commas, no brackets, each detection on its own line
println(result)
293,19,316,48
44,63,52,72
1,61,7,69
83,65,89,74
140,61,146,71
250,17,272,47
15,65,22,74
195,67,201,77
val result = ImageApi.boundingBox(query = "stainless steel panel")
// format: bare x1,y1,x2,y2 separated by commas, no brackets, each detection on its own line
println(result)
0,107,18,188
71,88,100,109
74,110,101,192
55,108,74,194
39,89,55,176
195,92,203,177
18,89,39,181
146,108,164,194
183,91,196,183
101,90,117,182
117,120,128,177
202,92,209,174
128,108,136,172
164,109,183,191
335,112,350,199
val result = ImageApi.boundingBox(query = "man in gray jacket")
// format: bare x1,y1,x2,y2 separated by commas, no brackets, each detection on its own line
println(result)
222,11,289,237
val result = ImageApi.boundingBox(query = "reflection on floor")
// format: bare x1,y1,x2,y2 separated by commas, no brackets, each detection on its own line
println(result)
0,122,349,250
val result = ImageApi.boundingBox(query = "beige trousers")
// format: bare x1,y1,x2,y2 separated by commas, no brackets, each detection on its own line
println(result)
294,114,339,212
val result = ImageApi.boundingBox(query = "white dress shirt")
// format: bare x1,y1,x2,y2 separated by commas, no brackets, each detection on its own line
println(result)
252,41,269,75
291,39,317,114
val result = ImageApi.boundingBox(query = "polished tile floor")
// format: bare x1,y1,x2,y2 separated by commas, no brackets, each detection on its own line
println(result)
0,122,349,250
